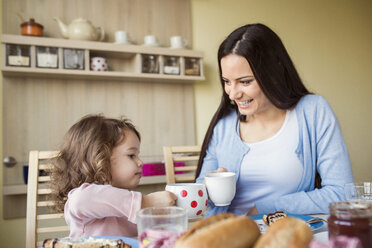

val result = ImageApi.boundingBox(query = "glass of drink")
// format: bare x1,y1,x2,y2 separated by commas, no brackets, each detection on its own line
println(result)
345,182,372,202
137,206,187,247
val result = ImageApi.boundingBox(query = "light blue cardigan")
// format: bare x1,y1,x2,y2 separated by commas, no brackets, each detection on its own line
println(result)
196,94,354,215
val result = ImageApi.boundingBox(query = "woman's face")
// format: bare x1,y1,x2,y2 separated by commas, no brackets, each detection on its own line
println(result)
110,130,143,189
221,54,274,118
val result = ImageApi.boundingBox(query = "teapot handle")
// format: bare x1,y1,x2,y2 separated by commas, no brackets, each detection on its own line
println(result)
97,26,105,41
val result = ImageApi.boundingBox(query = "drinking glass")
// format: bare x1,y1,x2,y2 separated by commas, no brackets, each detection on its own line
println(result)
137,206,187,247
344,182,372,202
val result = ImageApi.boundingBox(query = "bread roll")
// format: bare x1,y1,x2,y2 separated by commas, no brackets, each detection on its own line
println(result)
254,217,313,248
175,213,260,248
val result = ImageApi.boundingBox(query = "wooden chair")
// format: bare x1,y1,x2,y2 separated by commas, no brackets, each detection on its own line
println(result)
163,145,201,184
26,151,69,248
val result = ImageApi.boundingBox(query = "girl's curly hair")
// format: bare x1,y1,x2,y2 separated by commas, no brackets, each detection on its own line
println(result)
49,114,140,212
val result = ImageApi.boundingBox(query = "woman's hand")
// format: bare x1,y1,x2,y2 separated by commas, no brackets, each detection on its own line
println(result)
246,206,258,215
141,191,177,209
202,167,228,184
213,167,228,173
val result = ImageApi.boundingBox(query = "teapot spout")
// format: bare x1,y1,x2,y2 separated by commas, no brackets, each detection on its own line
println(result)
53,17,68,39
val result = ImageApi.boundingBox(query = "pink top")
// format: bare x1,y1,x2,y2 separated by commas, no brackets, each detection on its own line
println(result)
64,183,142,238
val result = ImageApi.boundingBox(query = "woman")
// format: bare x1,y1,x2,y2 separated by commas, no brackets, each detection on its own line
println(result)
195,23,353,216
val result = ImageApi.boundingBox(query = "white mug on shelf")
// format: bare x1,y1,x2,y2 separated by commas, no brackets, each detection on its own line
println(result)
114,30,130,44
170,36,187,49
143,35,159,46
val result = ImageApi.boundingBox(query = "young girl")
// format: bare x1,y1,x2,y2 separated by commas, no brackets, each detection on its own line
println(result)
49,115,177,238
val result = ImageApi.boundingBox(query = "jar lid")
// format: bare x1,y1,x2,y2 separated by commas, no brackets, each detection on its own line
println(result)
20,18,44,29
330,201,372,219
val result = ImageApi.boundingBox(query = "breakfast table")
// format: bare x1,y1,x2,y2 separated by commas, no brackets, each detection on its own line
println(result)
311,214,329,244
187,213,330,244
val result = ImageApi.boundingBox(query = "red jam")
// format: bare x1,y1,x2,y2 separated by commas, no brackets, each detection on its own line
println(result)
328,201,372,248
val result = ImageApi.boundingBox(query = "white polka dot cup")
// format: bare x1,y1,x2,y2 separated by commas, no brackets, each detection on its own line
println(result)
90,57,108,71
205,172,236,206
165,183,208,219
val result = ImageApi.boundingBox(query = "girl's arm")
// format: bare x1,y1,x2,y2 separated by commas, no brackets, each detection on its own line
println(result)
65,183,142,224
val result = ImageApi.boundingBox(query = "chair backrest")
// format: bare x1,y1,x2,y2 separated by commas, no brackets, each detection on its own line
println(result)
163,145,201,184
26,151,69,248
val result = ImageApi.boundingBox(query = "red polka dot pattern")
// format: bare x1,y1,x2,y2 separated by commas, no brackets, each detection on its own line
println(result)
90,57,108,71
181,190,188,197
169,186,208,219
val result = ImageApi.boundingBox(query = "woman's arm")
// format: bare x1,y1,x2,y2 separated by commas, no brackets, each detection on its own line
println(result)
195,129,220,184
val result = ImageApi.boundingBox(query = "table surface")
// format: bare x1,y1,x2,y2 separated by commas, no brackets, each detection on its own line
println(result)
188,214,330,244
311,214,329,244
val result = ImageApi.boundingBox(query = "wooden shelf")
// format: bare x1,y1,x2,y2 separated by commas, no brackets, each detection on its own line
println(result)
1,66,204,82
1,34,205,82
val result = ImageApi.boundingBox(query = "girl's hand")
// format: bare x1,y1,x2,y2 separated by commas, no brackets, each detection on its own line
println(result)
142,191,177,209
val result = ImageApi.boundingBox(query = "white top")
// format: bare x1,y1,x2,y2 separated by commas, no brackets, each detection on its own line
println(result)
229,109,303,215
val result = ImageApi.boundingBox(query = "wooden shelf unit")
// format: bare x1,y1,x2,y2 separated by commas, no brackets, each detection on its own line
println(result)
1,34,205,82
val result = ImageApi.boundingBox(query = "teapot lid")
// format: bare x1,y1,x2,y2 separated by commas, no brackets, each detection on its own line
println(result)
20,18,44,29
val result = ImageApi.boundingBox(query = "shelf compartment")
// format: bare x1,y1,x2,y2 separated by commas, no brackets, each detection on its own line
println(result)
6,44,31,67
90,50,138,73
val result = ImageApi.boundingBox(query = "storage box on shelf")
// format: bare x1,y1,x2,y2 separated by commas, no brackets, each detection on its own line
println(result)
1,34,204,82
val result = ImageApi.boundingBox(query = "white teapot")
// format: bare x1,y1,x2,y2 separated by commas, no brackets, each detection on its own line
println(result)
54,17,105,41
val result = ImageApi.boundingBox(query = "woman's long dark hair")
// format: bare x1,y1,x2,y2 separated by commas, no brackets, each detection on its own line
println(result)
196,23,311,179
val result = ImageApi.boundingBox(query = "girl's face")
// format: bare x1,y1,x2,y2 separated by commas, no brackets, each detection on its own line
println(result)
221,54,274,119
110,130,143,189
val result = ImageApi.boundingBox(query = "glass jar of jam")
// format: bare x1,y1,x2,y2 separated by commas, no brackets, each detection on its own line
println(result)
328,201,372,248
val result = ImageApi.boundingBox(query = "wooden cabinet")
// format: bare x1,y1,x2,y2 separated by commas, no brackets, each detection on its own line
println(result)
1,34,204,82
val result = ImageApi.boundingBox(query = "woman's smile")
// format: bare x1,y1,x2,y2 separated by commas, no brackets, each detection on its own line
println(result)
237,99,253,108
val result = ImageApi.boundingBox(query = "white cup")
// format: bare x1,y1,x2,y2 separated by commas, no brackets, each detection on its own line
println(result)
114,30,130,44
144,35,159,46
205,172,236,206
170,36,187,49
90,57,108,71
165,183,208,219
